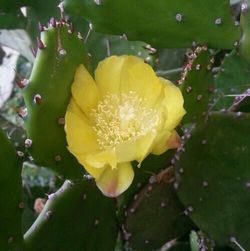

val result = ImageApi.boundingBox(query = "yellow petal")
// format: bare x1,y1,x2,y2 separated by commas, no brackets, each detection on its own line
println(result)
121,62,163,107
152,130,181,155
159,78,186,130
96,162,134,197
72,65,100,116
115,133,156,164
65,99,99,155
84,149,117,170
95,55,142,95
75,157,105,180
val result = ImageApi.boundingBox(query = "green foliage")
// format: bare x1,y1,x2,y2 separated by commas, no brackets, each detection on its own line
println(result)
1,1,250,250
0,11,26,29
117,151,174,221
190,231,234,251
24,179,118,251
230,88,250,112
0,115,26,155
168,242,191,251
25,0,61,43
179,46,214,124
63,0,240,49
22,21,88,179
86,31,154,71
240,0,250,63
0,0,30,12
124,167,194,251
0,129,23,251
214,51,250,110
176,113,250,250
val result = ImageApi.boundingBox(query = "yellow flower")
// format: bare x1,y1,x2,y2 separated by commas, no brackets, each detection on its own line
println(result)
65,55,185,197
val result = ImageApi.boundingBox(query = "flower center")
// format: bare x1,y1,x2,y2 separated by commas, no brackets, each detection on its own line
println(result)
91,91,160,150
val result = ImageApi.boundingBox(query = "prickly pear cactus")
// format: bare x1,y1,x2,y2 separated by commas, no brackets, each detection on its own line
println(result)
1,0,250,250
24,179,118,251
178,45,214,124
22,20,88,180
63,0,240,49
175,113,250,251
0,129,23,251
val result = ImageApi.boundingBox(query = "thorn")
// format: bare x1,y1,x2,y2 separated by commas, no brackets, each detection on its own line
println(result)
37,37,45,49
45,210,53,219
77,32,84,40
106,39,111,56
60,9,66,23
38,22,44,32
94,0,101,5
58,48,67,56
143,44,157,54
196,94,203,101
57,21,62,28
241,2,249,14
57,117,65,125
17,107,28,118
120,34,128,40
130,208,135,214
50,17,56,27
33,94,42,104
58,2,65,21
16,78,29,88
230,237,246,251
54,155,62,162
68,23,74,34
61,16,67,23
175,13,183,22
17,151,24,157
18,202,25,209
25,138,33,148
84,24,93,43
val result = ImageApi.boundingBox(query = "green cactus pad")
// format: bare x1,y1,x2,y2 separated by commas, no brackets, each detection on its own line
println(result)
63,0,240,49
0,115,27,156
0,11,26,29
124,167,194,251
213,51,250,110
175,112,250,250
117,151,174,221
0,0,30,12
22,21,89,179
240,0,250,63
86,31,154,70
0,129,23,251
168,243,191,251
230,88,250,112
190,231,234,251
190,231,215,251
180,46,214,124
24,179,118,251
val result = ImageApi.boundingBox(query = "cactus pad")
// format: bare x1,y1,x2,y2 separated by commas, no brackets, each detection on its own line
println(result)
63,0,240,49
24,179,118,251
22,20,88,179
179,46,214,124
176,112,250,250
0,129,23,251
124,167,194,251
